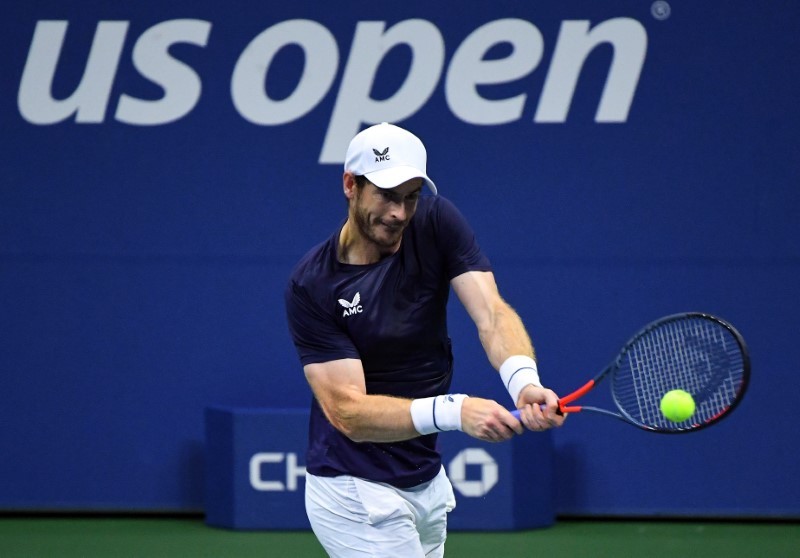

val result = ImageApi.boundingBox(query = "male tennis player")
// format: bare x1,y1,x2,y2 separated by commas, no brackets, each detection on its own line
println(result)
285,122,564,557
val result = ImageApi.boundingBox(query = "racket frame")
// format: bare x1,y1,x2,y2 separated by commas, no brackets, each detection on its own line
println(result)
556,312,751,433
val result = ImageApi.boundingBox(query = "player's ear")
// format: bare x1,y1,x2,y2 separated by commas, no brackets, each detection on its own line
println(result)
343,172,358,200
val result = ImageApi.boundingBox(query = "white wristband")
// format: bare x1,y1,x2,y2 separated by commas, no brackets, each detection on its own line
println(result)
410,394,468,435
499,355,541,405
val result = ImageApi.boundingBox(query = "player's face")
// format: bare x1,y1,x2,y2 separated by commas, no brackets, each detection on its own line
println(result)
353,179,423,250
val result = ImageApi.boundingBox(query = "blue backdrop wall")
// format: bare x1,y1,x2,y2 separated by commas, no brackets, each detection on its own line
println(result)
2,1,798,517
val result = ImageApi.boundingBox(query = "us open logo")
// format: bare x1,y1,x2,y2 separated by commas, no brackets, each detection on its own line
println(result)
18,16,649,164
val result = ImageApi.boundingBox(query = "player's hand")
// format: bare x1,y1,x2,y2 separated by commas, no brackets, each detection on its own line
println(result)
460,397,524,442
515,385,567,431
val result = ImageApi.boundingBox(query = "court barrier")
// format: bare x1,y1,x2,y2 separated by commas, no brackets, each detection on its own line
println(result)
204,406,555,531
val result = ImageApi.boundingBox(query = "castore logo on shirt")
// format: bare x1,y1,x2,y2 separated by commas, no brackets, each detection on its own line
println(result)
338,292,363,317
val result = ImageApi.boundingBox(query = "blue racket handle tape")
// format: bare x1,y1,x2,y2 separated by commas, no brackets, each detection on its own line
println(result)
510,405,562,419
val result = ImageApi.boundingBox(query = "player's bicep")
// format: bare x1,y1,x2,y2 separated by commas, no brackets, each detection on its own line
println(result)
286,281,360,364
304,358,366,429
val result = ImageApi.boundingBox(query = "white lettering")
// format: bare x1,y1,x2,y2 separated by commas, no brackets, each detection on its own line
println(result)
232,20,339,125
249,452,307,492
446,19,544,125
320,19,445,163
18,20,128,124
249,452,285,491
535,18,647,123
17,16,649,160
116,19,211,125
285,452,307,492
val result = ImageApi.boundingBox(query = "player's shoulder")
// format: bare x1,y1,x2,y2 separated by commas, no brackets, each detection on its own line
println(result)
412,195,473,238
288,230,338,288
413,194,460,227
418,193,457,212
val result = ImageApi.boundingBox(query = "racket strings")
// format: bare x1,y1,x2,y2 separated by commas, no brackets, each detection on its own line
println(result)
612,317,746,431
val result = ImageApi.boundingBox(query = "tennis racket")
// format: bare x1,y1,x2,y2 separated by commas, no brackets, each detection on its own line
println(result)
511,312,750,433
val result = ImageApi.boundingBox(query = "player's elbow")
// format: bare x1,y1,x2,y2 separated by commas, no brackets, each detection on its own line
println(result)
333,417,370,443
326,403,368,442
340,426,369,443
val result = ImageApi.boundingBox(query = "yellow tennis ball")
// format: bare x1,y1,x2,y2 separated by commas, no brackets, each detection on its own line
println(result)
660,389,696,422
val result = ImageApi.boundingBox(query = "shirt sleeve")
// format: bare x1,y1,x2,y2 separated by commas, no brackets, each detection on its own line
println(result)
431,196,492,279
285,279,360,366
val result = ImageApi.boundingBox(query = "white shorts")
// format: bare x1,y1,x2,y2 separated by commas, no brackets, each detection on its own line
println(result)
305,467,457,558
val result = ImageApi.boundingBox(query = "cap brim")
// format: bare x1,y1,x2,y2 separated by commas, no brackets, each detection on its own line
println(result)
365,165,438,195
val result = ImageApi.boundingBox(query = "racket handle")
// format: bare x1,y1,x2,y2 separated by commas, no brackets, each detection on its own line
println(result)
510,404,564,419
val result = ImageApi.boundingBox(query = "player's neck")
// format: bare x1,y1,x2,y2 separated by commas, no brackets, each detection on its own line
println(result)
338,220,398,265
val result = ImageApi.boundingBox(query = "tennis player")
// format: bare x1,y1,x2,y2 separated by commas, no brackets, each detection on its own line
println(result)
285,122,564,557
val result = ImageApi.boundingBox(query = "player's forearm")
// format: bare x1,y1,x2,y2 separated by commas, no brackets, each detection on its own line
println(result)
478,300,536,370
327,394,420,443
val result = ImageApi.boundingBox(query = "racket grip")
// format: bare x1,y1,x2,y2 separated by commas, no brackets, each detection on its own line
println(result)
510,404,563,419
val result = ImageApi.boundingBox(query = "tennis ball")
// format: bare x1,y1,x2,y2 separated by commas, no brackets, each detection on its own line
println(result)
660,389,696,422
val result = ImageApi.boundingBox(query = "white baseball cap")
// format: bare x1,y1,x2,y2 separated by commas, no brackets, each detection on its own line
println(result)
344,122,438,195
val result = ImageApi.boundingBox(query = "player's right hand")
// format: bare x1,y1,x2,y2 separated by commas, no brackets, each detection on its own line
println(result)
516,384,567,431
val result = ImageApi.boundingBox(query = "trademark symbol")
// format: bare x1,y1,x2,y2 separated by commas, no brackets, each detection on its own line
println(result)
651,1,671,20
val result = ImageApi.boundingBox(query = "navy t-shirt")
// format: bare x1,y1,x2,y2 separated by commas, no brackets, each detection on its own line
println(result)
284,195,491,488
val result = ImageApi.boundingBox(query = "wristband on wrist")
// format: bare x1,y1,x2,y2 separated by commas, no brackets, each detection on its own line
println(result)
499,355,541,405
410,394,468,435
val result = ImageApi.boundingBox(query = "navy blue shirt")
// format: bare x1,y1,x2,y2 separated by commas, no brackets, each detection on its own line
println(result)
284,195,491,488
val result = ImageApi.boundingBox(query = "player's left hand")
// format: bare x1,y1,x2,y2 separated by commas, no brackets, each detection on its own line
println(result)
461,397,525,442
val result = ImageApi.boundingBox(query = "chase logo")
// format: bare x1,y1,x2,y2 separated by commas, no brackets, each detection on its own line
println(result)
249,452,306,492
448,448,498,497
338,292,363,317
372,147,390,162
